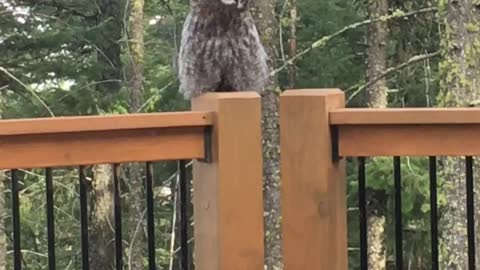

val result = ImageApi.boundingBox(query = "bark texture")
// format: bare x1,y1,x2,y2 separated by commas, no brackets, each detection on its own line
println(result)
89,0,123,268
0,170,5,270
89,165,115,269
365,0,389,108
438,0,480,269
126,0,145,112
0,90,4,270
251,1,282,269
288,0,297,88
365,0,389,269
366,190,387,270
125,0,146,268
96,0,123,107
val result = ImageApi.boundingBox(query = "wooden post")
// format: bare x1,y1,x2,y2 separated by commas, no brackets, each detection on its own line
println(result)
280,89,347,270
191,92,264,270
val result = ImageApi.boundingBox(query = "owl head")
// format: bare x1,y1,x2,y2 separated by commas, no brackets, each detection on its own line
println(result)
220,0,249,11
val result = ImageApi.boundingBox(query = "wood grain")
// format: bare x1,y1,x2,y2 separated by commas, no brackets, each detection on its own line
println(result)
338,124,480,156
192,92,264,270
0,111,213,135
331,107,480,125
0,127,206,169
280,89,348,270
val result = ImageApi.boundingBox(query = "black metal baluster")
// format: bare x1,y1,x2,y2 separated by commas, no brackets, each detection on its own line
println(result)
466,156,475,270
11,169,21,270
358,157,367,270
429,157,439,270
146,162,156,270
79,166,89,270
45,168,56,270
394,156,403,270
179,160,189,270
113,164,123,270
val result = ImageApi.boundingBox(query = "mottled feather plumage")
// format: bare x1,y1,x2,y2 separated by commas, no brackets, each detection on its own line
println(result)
178,0,269,99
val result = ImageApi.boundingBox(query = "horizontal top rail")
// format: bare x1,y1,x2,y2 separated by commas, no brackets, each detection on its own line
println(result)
330,108,480,157
331,108,480,125
0,111,214,169
0,111,214,135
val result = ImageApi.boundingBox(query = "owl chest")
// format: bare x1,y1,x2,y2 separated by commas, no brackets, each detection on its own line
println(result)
189,21,252,64
201,36,248,59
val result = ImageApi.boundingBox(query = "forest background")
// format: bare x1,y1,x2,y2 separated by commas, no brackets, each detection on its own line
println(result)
0,0,478,269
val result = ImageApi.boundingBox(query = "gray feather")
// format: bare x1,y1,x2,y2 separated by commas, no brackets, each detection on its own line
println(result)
178,0,269,99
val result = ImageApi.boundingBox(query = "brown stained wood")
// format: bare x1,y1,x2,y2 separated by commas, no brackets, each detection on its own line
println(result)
331,107,480,125
191,92,264,270
338,124,480,157
280,89,348,270
0,111,213,135
0,127,205,169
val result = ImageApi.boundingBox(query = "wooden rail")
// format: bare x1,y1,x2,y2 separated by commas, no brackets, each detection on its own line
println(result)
331,107,480,156
192,92,264,270
280,89,480,270
0,111,213,169
331,107,480,124
280,89,347,270
0,92,264,270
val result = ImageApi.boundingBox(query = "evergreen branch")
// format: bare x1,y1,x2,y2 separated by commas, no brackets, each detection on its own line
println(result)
6,249,48,258
166,161,192,184
269,7,438,77
29,12,117,69
277,0,290,64
159,0,175,17
128,209,147,270
18,0,98,18
346,51,440,104
56,79,123,102
0,66,55,117
172,237,194,254
137,79,176,113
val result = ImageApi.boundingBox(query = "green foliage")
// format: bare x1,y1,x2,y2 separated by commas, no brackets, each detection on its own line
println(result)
0,0,447,268
278,0,366,91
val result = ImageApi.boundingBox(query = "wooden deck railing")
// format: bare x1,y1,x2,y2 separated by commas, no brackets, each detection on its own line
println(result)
12,88,479,270
280,89,480,270
0,111,213,169
191,92,264,270
331,107,480,157
2,92,265,270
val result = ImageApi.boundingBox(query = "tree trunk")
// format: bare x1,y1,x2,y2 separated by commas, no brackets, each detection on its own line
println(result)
89,0,123,268
366,190,387,270
124,163,145,270
288,0,297,88
96,0,123,108
438,1,480,269
0,86,6,270
89,165,115,269
125,0,146,268
365,0,388,108
126,0,144,113
0,170,5,270
251,1,282,269
365,0,389,269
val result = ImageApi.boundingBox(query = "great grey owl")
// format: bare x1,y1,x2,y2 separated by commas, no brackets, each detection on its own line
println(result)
178,0,269,99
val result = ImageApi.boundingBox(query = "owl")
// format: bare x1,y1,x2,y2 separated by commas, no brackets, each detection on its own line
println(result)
178,0,269,99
